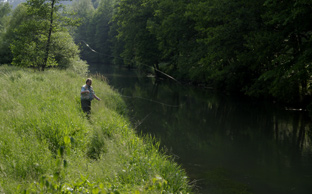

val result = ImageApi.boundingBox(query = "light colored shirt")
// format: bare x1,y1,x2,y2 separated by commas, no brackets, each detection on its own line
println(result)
81,84,95,100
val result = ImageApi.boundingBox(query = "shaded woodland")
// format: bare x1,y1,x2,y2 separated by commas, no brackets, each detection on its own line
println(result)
70,0,312,106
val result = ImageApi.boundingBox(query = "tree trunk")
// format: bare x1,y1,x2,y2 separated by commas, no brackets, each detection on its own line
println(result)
42,0,55,71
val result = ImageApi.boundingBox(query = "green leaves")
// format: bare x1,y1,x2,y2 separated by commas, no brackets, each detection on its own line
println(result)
0,2,11,33
69,0,312,104
114,0,159,69
242,0,312,103
8,0,80,71
0,2,12,64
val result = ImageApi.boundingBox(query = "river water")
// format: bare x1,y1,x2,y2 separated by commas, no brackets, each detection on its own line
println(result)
90,64,312,194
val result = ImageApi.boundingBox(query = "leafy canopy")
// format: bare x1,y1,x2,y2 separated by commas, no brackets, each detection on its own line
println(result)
10,0,80,71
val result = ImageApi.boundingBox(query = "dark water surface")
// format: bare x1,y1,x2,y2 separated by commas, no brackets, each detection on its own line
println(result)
90,64,312,194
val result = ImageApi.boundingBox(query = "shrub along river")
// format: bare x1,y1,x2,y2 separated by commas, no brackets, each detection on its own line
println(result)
90,64,312,194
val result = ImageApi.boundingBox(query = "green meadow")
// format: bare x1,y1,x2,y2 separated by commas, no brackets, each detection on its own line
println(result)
0,65,191,193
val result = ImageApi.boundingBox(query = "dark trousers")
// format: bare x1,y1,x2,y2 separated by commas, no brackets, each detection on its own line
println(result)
81,99,91,114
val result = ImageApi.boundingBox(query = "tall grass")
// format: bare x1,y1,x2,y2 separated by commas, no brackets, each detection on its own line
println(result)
0,65,191,193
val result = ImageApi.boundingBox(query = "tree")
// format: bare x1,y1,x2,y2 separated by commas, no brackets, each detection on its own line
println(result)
0,1,11,64
185,0,266,88
146,0,197,80
67,0,312,105
43,0,56,70
113,0,160,73
0,1,11,34
244,0,312,103
70,0,95,60
10,0,78,71
92,0,114,64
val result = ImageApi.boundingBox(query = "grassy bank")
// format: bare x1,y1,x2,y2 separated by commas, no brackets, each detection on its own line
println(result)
0,65,191,193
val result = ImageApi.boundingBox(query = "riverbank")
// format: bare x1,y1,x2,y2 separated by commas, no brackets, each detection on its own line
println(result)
0,65,191,193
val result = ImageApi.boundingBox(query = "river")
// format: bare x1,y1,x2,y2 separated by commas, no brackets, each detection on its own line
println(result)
89,64,312,194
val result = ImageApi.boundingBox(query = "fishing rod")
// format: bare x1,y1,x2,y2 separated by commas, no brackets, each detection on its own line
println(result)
79,40,183,108
79,40,182,84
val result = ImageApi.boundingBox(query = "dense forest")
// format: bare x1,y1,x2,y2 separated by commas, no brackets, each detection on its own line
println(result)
1,0,312,106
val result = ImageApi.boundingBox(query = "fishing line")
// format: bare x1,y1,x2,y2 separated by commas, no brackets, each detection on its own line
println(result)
120,94,181,108
79,40,182,84
81,40,106,56
79,40,184,108
134,112,152,129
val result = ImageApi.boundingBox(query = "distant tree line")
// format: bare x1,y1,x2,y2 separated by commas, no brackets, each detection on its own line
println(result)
0,0,25,9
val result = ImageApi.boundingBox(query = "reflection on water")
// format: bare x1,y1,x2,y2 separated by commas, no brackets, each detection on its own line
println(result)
90,64,312,194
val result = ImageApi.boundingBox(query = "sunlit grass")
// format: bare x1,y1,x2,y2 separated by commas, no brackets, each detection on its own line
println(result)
0,65,191,193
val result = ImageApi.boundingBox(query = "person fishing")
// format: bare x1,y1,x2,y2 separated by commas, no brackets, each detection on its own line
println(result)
81,78,101,115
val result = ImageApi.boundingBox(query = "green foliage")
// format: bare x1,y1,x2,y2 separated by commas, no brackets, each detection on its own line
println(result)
69,0,312,105
0,1,87,73
0,2,11,34
70,0,120,65
70,0,95,58
50,31,81,68
0,2,12,64
146,0,198,79
8,0,81,71
93,0,115,64
66,56,89,76
115,0,160,71
242,0,312,103
0,65,191,193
